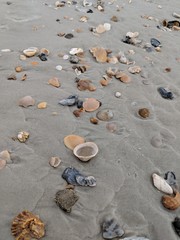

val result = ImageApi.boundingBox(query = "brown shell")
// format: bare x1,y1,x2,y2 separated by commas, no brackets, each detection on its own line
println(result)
83,98,100,112
55,189,79,212
162,191,180,210
90,47,107,63
64,135,85,150
77,79,96,91
48,77,60,88
11,210,45,240
138,108,150,118
90,117,99,124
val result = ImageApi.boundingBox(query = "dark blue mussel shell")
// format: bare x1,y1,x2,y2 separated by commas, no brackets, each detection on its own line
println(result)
151,38,161,48
158,87,174,99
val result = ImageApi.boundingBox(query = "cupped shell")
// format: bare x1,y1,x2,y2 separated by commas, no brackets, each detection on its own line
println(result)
73,142,98,162
19,96,35,108
162,191,180,210
83,98,100,112
11,210,45,240
23,47,39,57
64,135,85,150
152,173,173,194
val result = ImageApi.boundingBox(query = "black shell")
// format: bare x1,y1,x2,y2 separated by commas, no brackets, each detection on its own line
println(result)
158,87,173,99
151,38,161,47
38,53,47,61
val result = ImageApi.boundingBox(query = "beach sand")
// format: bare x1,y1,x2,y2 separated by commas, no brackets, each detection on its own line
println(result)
0,0,180,239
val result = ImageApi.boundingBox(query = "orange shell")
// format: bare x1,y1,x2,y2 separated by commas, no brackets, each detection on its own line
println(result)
64,135,85,150
11,210,45,240
83,98,100,112
162,192,180,210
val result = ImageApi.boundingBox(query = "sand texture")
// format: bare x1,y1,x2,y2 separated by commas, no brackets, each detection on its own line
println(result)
0,0,180,239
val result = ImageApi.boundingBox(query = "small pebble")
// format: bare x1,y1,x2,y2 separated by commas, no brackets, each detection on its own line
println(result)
56,65,63,71
63,54,69,60
65,33,74,39
115,92,121,98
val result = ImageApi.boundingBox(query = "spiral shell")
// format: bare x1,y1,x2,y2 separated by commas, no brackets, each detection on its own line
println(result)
162,191,180,210
11,210,45,240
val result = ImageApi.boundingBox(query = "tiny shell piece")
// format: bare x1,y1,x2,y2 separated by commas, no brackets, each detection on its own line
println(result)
23,47,39,57
40,48,50,55
115,92,121,98
15,66,23,72
19,96,35,108
104,23,111,31
126,31,139,38
49,157,61,168
96,24,106,34
17,131,29,143
48,77,60,88
64,135,85,150
11,210,45,240
138,108,150,118
83,98,100,112
100,79,109,86
37,102,47,109
162,191,180,210
73,142,98,162
7,74,17,80
152,173,173,194
128,66,142,74
0,159,6,170
69,48,84,55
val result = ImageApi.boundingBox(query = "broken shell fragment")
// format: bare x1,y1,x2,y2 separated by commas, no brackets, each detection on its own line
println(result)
138,108,150,118
102,218,125,239
49,157,61,168
64,135,85,150
90,47,107,63
96,24,106,34
18,96,35,108
69,48,84,55
162,191,180,210
15,66,23,72
37,102,47,109
23,47,39,57
152,173,173,194
164,171,177,189
73,142,98,162
11,210,45,240
107,56,118,64
7,74,17,80
55,188,79,212
0,159,6,170
128,66,142,74
48,77,60,88
83,98,100,112
17,131,29,143
90,117,99,124
96,109,114,121
126,31,139,38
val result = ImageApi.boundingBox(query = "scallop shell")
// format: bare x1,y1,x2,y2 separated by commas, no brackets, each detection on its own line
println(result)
0,150,11,163
138,108,150,118
55,189,79,212
152,173,173,194
23,47,39,57
162,191,180,210
49,157,61,168
17,131,29,143
64,135,85,150
73,142,98,162
37,102,47,109
0,159,6,170
83,98,100,112
90,47,107,63
11,210,45,240
48,77,60,88
96,109,114,121
19,96,35,108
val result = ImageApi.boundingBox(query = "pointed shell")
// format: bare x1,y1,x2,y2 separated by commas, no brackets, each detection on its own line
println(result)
162,191,180,210
73,142,98,162
83,98,100,112
48,77,60,87
64,135,85,150
19,96,35,108
90,47,107,63
152,173,173,194
37,102,47,109
49,157,61,168
0,159,6,170
23,47,39,57
0,150,11,163
11,210,45,239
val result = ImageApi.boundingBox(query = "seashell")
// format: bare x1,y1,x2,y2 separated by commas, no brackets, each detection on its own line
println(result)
106,68,117,77
126,31,139,38
49,157,61,168
111,15,118,22
48,77,60,88
76,100,83,108
55,65,63,71
83,98,100,112
59,95,78,106
69,48,84,55
7,74,17,80
1,48,11,52
21,74,27,81
0,150,11,163
96,24,106,34
102,218,125,239
172,217,180,236
121,237,149,240
90,47,107,63
106,122,118,133
23,47,39,57
128,66,142,74
152,173,173,194
15,66,23,72
69,55,79,64
17,131,29,143
62,167,96,187
150,38,161,47
118,52,128,64
63,54,69,60
38,53,47,61
73,65,87,73
90,117,99,124
79,16,88,22
138,108,150,118
120,74,131,83
115,92,121,98
0,159,6,170
172,13,180,19
55,189,79,212
96,109,114,121
37,102,47,109
162,191,180,210
77,79,96,91
55,1,65,7
100,79,109,86
64,135,85,150
65,33,74,39
73,109,82,117
19,96,35,108
40,48,50,55
11,210,45,240
20,54,27,60
104,23,111,31
83,0,92,7
164,171,177,189
158,87,173,99
107,56,118,64
73,142,98,162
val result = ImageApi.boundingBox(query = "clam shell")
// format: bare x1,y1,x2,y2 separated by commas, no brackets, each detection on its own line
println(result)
77,79,96,91
48,77,60,88
152,173,173,194
0,159,6,170
73,142,98,162
96,109,114,121
11,210,45,239
37,102,47,109
102,218,125,239
126,31,139,38
0,150,11,163
23,47,39,57
90,117,99,124
83,98,100,112
19,96,35,108
15,66,23,72
162,191,180,210
49,157,61,168
90,47,107,63
64,135,85,150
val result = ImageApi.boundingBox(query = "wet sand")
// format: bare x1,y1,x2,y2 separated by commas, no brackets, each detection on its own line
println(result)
0,0,180,239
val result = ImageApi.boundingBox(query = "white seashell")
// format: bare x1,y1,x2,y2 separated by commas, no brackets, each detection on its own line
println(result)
82,0,92,7
63,54,69,60
69,48,84,55
23,47,39,57
73,142,98,162
19,54,27,60
55,65,63,71
126,31,139,38
103,23,111,31
1,49,11,52
115,92,121,98
152,173,173,194
128,66,141,74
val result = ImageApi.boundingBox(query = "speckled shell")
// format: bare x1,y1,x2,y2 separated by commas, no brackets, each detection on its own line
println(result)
162,191,180,210
55,189,79,212
11,210,45,240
